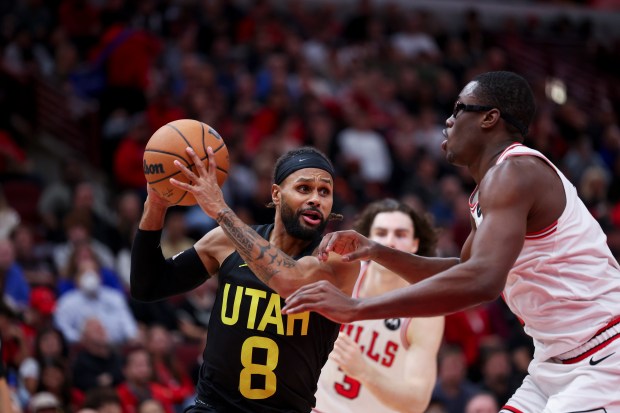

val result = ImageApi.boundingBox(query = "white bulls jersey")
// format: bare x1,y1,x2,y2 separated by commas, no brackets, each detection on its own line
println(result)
469,143,620,361
313,264,412,413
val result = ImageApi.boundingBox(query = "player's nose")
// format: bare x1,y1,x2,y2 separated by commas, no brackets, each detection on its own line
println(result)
307,190,321,206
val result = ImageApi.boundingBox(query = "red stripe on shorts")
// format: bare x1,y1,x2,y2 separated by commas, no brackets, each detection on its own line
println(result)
501,405,525,413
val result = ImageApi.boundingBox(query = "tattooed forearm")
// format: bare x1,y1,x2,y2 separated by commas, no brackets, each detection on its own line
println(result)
216,208,254,256
215,207,299,284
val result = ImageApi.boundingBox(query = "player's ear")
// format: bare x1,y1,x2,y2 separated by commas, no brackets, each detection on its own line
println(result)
411,237,420,254
271,184,281,206
481,108,501,131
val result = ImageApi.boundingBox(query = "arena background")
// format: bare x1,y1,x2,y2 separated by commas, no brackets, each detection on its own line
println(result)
0,0,618,412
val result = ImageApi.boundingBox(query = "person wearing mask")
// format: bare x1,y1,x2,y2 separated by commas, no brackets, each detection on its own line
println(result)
54,259,138,345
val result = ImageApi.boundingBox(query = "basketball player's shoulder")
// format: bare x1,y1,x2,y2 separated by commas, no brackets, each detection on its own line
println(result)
494,153,547,186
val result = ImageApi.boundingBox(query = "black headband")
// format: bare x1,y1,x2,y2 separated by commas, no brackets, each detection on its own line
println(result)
274,153,335,185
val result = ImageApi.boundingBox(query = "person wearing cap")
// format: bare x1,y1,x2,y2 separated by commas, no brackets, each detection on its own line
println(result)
28,392,60,413
16,357,39,409
24,287,56,332
131,147,360,413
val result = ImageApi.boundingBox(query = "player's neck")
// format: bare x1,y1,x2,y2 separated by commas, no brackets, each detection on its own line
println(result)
360,263,408,298
269,225,312,257
471,141,516,183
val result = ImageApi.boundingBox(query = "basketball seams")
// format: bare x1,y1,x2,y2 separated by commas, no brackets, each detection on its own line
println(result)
144,149,192,161
166,123,193,148
200,121,206,155
146,169,184,185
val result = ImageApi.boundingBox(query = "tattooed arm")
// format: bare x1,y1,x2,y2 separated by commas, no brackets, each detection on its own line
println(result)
193,208,357,298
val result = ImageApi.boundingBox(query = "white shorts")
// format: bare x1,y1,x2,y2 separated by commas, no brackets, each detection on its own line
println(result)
501,319,620,413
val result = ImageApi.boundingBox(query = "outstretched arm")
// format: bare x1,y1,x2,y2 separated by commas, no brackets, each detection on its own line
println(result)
317,230,464,284
284,162,532,322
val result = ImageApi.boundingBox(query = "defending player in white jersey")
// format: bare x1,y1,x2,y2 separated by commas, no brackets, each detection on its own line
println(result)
313,199,444,413
285,71,620,412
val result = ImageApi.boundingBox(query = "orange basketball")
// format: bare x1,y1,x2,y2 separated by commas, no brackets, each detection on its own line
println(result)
143,119,229,206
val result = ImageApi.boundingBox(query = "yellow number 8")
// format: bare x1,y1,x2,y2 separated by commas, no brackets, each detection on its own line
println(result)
239,336,279,399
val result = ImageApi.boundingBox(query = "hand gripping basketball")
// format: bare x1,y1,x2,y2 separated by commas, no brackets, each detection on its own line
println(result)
170,146,227,219
143,119,229,206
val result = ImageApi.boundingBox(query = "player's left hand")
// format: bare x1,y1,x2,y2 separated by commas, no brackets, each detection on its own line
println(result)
282,280,360,323
171,146,227,219
330,332,369,379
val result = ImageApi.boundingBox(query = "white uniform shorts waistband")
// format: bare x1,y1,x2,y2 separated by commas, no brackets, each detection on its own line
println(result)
555,316,620,364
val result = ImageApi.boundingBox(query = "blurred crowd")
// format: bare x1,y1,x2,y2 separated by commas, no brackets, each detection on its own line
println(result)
0,0,619,412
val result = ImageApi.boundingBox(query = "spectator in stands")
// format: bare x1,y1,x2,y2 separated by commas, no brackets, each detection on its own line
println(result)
390,12,441,60
0,239,30,312
0,186,20,240
464,392,498,413
37,160,108,243
81,387,123,413
57,243,123,296
116,348,177,413
24,286,56,332
71,318,124,393
160,208,193,259
113,112,151,194
113,191,143,252
145,325,195,408
33,327,69,367
478,346,520,407
36,359,82,413
29,392,61,413
29,363,74,411
10,224,56,287
336,104,393,190
442,303,497,372
52,212,116,275
67,182,120,251
54,258,138,345
174,278,216,345
431,345,480,413
16,357,39,410
137,399,166,413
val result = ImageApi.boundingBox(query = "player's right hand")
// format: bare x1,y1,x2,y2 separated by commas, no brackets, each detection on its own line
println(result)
146,184,175,208
317,230,377,263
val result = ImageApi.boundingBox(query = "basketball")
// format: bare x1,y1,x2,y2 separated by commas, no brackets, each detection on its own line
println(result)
143,119,229,206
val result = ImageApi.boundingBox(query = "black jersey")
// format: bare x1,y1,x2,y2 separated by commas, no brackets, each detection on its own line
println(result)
195,224,340,413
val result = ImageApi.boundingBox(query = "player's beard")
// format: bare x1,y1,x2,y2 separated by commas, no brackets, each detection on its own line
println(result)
280,201,328,241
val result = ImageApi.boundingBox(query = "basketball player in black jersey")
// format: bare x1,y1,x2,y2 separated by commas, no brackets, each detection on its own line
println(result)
130,146,359,413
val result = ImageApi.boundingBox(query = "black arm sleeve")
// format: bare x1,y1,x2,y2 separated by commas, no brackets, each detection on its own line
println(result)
130,229,210,302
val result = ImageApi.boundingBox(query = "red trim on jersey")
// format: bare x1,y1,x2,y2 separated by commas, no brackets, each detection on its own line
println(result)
400,318,412,350
501,405,525,413
594,315,620,336
525,221,558,240
496,142,524,164
468,187,478,209
561,315,620,364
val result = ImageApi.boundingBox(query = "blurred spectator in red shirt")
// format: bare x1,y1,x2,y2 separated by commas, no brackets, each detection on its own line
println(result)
113,113,151,193
116,348,179,413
